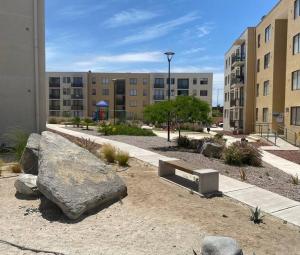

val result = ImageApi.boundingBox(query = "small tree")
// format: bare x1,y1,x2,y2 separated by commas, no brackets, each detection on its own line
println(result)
82,118,93,130
72,117,81,128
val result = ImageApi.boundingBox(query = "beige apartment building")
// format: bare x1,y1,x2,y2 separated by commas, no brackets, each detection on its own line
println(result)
0,0,46,141
47,72,213,121
224,0,300,146
46,72,88,118
224,28,256,134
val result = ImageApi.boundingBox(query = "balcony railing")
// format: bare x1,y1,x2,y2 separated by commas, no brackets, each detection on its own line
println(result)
71,94,83,99
230,98,243,107
49,94,60,99
230,120,243,129
49,106,60,111
71,105,83,110
71,83,83,87
154,83,164,89
230,74,244,85
232,54,246,65
49,82,60,88
153,95,165,100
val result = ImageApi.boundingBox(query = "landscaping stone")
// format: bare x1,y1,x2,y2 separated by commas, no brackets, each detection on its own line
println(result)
14,174,39,196
201,142,223,158
37,131,127,220
201,236,243,255
20,133,41,175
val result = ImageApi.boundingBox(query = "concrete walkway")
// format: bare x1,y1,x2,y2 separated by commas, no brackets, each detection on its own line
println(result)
47,124,300,227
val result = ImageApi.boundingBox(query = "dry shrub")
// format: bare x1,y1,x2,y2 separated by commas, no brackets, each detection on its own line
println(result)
11,164,22,173
116,150,130,166
101,144,116,163
75,137,98,153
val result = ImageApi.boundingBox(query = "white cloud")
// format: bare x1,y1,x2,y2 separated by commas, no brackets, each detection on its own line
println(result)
104,9,158,28
120,12,199,44
57,4,106,17
182,47,206,54
196,23,214,38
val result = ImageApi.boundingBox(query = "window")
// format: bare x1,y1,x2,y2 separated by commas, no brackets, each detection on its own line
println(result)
293,33,300,55
200,78,208,85
143,79,148,85
92,77,96,84
263,81,270,96
102,88,109,95
256,84,259,97
143,89,147,96
177,79,189,89
167,78,175,85
101,77,109,85
154,78,164,88
200,90,208,96
225,60,228,69
63,88,70,95
92,89,96,95
63,77,71,83
257,59,260,72
292,70,300,90
256,108,258,121
129,101,137,107
130,89,137,96
129,78,137,85
263,108,269,122
291,107,300,125
63,100,71,106
258,34,261,48
193,78,197,85
225,76,227,86
264,53,270,69
295,0,300,19
265,25,271,43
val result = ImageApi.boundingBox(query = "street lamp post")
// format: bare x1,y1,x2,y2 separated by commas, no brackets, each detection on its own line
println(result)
164,51,175,142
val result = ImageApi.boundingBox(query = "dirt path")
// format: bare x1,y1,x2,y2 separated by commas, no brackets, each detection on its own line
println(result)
0,159,300,255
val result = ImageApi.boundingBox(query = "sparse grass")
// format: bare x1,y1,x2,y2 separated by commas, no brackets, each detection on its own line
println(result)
291,174,299,185
48,118,59,124
116,150,130,167
4,130,29,161
250,206,264,224
239,169,247,181
75,137,98,153
11,164,22,174
101,144,117,163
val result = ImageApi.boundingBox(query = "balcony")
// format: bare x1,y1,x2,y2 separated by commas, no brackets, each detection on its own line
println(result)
71,105,83,110
230,120,243,129
71,83,83,87
230,74,244,86
154,83,164,89
71,94,83,99
49,106,60,111
230,98,243,107
49,94,60,99
49,82,60,88
232,54,246,67
153,95,165,100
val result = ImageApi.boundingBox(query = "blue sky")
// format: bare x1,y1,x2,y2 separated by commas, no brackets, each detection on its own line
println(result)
46,0,278,106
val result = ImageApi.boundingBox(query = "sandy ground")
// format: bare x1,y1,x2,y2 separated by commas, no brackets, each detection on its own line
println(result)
1,159,300,255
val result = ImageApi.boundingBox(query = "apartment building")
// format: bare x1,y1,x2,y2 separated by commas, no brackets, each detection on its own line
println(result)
224,28,256,134
47,72,213,121
0,0,46,141
47,72,88,118
149,73,213,105
87,72,150,121
224,0,300,145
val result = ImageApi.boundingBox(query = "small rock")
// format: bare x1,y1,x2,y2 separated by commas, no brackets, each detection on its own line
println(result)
268,176,273,181
14,174,39,196
201,236,243,255
201,142,223,159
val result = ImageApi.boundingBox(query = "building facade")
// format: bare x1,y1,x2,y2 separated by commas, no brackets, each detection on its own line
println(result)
224,0,300,146
0,0,46,141
46,72,88,118
47,72,213,121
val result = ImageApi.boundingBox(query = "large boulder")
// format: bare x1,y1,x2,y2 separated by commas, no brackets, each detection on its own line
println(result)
201,236,243,255
14,174,39,196
37,131,127,220
20,133,41,175
201,142,223,159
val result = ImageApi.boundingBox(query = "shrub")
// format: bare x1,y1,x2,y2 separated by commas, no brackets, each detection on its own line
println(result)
48,118,58,124
291,174,299,185
116,150,130,166
214,133,224,140
98,124,156,136
72,117,81,128
101,144,116,163
223,142,262,167
250,207,264,224
5,130,29,161
11,164,22,173
75,137,98,153
176,136,190,148
82,118,94,130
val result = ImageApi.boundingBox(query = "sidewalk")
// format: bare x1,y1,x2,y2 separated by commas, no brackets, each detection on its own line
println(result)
47,124,300,227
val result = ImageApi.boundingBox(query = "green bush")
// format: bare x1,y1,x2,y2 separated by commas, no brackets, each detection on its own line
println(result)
223,142,262,166
98,124,156,136
72,117,81,127
101,144,116,163
82,118,94,130
116,150,130,166
214,133,224,140
48,118,58,124
4,130,29,161
176,136,190,148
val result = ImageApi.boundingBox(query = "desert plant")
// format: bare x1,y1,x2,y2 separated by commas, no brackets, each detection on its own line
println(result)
48,118,58,124
223,144,243,166
250,206,264,224
239,169,247,181
75,137,98,153
214,133,224,140
4,130,29,161
82,118,93,130
101,144,116,163
11,164,22,173
116,150,130,166
72,117,81,128
291,174,299,185
176,135,190,148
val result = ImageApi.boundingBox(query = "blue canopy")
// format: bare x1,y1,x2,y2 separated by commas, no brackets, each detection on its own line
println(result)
96,100,109,107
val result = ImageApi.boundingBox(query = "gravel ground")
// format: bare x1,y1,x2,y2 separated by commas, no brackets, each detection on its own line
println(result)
64,127,300,202
1,159,300,255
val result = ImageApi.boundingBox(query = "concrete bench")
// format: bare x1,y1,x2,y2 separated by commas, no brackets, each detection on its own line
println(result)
158,159,219,194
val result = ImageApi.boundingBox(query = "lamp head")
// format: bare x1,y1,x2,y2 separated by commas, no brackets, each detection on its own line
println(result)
164,51,175,61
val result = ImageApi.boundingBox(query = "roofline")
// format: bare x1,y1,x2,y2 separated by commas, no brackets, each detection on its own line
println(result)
256,0,282,27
